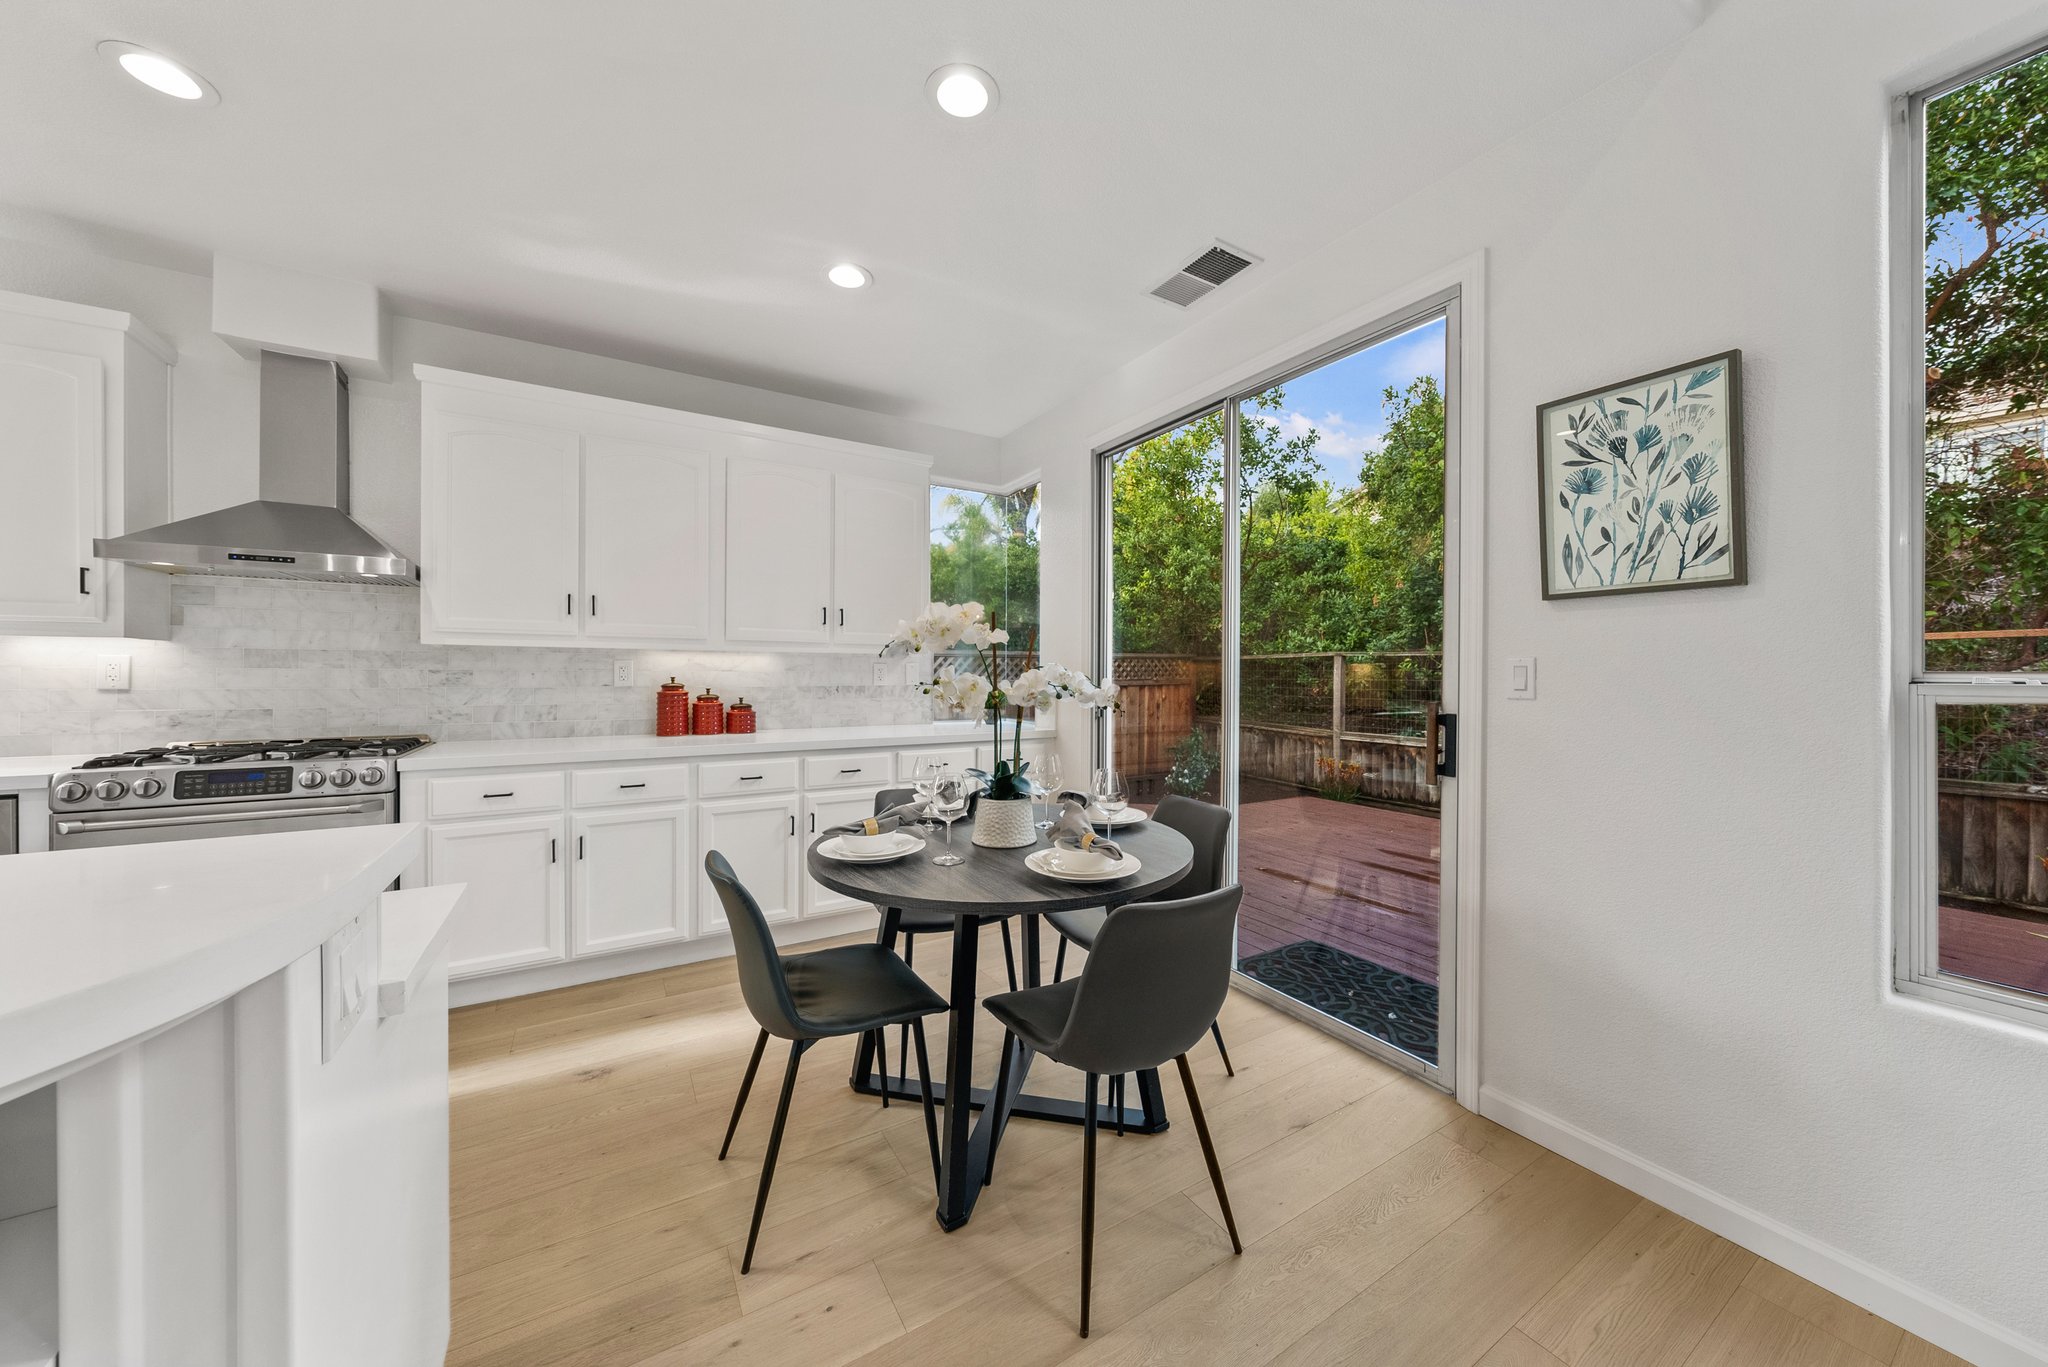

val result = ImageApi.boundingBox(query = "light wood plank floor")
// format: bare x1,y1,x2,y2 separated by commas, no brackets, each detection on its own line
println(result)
446,922,1970,1367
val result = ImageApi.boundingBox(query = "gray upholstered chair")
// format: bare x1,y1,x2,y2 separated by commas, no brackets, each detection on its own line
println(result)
707,851,946,1273
1046,794,1236,1087
983,884,1246,1336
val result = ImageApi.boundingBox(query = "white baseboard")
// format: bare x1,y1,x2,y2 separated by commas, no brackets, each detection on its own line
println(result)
448,910,877,1007
1478,1087,2046,1367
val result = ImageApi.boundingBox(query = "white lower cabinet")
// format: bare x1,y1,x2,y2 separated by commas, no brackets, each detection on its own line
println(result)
697,795,801,933
429,814,569,978
803,790,882,918
572,803,693,955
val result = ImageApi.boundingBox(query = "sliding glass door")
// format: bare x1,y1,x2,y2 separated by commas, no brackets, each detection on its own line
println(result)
1100,297,1458,1084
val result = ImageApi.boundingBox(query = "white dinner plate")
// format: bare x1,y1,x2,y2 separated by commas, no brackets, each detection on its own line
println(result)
1085,807,1146,828
1025,847,1143,883
818,831,925,863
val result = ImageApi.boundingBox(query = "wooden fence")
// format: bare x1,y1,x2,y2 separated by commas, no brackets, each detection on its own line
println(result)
1939,780,2048,911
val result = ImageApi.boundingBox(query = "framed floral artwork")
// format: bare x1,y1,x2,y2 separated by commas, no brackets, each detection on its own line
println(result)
1536,350,1745,599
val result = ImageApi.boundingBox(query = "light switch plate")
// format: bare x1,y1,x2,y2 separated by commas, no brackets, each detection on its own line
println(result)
321,913,371,1062
612,659,635,687
1506,656,1537,700
97,654,131,690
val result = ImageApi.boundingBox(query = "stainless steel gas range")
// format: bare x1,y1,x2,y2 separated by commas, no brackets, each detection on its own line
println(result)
47,736,431,850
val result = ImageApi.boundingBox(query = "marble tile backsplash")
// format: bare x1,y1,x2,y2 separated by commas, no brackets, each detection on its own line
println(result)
0,578,931,756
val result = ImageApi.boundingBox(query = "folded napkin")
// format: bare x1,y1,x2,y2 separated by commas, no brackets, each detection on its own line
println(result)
829,798,929,837
1050,797,1123,859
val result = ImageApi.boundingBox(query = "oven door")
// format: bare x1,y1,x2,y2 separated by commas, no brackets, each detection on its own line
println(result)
49,795,392,850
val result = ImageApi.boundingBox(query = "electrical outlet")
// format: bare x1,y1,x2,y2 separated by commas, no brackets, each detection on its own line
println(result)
321,913,371,1061
97,654,131,691
612,660,635,687
872,659,899,686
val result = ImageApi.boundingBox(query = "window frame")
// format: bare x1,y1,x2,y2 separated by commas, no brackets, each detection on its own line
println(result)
926,477,1042,646
1891,44,2048,1029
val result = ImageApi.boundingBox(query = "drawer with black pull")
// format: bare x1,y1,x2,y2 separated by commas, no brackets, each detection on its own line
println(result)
570,763,693,808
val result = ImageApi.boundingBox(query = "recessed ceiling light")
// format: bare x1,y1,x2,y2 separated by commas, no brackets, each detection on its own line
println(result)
97,40,219,104
827,263,871,289
926,64,998,119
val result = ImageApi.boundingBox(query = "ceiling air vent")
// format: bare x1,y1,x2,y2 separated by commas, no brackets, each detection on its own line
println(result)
1148,241,1261,308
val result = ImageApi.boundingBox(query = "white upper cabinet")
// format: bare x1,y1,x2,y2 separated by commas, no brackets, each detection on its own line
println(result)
832,474,927,646
427,415,582,637
583,437,712,642
0,291,172,639
418,365,930,652
725,461,833,644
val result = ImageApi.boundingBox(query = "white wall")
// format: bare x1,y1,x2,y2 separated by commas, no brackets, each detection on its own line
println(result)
1005,1,2048,1360
0,230,1002,559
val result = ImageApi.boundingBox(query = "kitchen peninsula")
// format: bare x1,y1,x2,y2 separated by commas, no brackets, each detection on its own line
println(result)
0,823,459,1367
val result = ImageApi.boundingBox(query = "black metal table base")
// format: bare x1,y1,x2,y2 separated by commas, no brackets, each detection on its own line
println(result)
849,908,1171,1231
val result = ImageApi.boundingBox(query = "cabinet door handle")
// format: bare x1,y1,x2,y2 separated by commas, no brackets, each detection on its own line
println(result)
578,835,585,860
483,791,514,799
789,814,797,836
590,595,598,617
838,607,845,626
79,567,90,596
809,812,816,832
566,592,574,616
739,774,764,782
839,767,862,774
821,605,828,625
618,782,646,789
550,838,557,863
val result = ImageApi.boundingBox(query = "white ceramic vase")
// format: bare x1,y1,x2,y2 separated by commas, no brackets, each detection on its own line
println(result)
970,796,1038,848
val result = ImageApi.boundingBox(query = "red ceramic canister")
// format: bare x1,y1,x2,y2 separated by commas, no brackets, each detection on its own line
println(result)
727,698,756,733
692,689,725,736
657,678,692,736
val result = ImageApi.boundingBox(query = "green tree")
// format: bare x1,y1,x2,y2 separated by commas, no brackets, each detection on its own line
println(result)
1343,376,1445,654
1925,50,2048,670
930,486,1040,651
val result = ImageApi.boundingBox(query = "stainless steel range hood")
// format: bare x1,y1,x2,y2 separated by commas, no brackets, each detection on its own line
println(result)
96,351,416,585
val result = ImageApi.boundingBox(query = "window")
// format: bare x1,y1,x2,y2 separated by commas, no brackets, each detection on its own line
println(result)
929,483,1039,658
1898,44,2048,1022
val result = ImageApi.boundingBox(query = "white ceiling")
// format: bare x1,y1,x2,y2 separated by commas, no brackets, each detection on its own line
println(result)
0,2,1704,437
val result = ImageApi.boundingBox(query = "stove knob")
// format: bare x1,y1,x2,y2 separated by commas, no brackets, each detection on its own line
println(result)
357,766,386,786
94,779,128,801
329,767,357,788
299,769,326,789
54,780,87,804
132,777,165,799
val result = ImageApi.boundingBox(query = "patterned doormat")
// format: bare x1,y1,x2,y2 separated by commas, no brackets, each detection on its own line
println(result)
1237,940,1439,1066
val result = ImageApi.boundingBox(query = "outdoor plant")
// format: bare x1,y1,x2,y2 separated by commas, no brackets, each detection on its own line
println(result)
883,601,1116,800
1313,754,1366,802
1165,729,1220,797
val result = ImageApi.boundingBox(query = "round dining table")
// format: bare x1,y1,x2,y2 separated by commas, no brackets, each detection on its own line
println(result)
806,815,1194,1231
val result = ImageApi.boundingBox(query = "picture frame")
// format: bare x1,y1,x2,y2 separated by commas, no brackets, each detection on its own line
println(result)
1536,349,1745,599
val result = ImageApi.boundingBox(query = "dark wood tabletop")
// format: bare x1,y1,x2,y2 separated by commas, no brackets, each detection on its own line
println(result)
806,818,1193,914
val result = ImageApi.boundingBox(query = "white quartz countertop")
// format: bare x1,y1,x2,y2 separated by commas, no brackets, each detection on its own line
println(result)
0,755,92,791
396,721,1053,772
0,823,423,1100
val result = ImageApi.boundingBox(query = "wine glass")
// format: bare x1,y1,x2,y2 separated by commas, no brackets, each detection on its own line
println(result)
930,767,971,867
913,756,942,833
1034,754,1064,831
1093,766,1127,829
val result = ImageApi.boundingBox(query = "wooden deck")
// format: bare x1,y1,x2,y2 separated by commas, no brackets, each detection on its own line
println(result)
1939,901,2048,993
1234,794,1441,986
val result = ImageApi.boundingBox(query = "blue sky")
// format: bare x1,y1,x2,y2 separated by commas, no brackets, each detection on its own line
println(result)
1255,316,1447,488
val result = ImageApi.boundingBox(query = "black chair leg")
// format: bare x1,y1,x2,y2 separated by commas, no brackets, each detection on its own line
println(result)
911,1018,941,1192
874,1029,890,1108
1209,1020,1235,1077
719,1028,769,1160
1080,1071,1099,1338
999,919,1019,992
741,1038,811,1275
1113,1074,1125,1138
899,936,916,1094
1053,937,1067,983
1176,1053,1242,1255
985,1031,1016,1187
